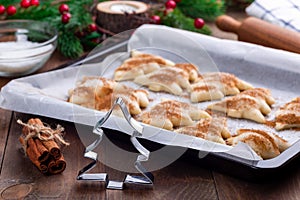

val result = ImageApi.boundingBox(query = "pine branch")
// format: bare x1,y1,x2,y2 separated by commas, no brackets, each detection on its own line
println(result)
7,2,57,20
58,28,83,58
178,0,225,21
161,9,211,35
4,0,95,58
1,0,219,58
0,0,20,6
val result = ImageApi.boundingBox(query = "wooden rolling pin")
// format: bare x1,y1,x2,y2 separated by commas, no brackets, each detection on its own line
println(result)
216,15,300,54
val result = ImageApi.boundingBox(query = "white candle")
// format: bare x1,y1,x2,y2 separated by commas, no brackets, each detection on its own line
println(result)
110,3,138,13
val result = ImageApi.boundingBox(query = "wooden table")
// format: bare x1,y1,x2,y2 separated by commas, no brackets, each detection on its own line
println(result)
1,11,300,200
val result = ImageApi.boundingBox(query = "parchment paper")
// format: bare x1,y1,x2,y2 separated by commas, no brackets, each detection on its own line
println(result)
1,25,299,161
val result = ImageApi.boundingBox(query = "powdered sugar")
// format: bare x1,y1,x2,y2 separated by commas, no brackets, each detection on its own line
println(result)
0,41,54,75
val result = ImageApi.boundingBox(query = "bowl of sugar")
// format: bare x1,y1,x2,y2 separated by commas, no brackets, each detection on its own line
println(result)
0,20,57,77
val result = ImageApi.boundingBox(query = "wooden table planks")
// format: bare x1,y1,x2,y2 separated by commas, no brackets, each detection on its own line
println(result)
0,109,12,175
214,168,300,200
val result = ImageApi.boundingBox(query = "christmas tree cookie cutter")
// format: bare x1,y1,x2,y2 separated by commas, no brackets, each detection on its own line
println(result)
77,97,154,190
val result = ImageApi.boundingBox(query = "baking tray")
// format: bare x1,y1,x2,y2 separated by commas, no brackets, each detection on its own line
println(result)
103,128,300,182
1,25,300,181
68,38,300,181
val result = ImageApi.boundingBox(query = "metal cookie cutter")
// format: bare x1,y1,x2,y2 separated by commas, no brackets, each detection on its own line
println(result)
77,97,154,190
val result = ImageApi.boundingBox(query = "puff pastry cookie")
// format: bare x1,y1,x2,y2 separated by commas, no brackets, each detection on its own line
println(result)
134,67,191,95
207,88,274,123
275,97,300,130
132,50,199,81
227,129,290,159
130,50,174,65
114,50,175,81
241,88,275,111
173,63,199,82
141,99,211,130
175,117,231,144
191,72,253,102
68,76,115,109
68,76,149,115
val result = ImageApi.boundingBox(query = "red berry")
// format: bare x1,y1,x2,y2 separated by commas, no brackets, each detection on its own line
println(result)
150,15,161,24
6,5,16,16
30,0,40,6
165,0,176,9
174,0,181,2
194,18,205,29
20,0,31,8
0,5,5,15
61,12,71,24
88,23,97,32
59,4,69,14
91,38,99,43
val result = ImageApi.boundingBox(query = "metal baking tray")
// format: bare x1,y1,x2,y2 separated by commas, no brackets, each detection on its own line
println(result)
1,25,300,181
104,128,300,181
73,39,300,181
66,34,300,181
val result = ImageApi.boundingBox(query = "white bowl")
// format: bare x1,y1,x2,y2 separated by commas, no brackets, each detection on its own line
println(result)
0,20,57,77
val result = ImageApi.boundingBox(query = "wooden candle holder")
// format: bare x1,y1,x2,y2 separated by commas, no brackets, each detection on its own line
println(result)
96,1,149,34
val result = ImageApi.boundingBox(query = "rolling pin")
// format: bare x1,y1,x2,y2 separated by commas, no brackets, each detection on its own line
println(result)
216,15,300,54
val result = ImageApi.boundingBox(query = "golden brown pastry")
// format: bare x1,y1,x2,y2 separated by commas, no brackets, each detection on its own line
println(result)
207,88,274,123
175,117,231,144
130,50,175,66
241,88,275,111
134,67,191,95
68,76,149,115
275,97,300,130
173,63,199,82
191,72,253,102
132,50,198,82
227,129,290,159
110,84,150,115
68,76,115,109
141,99,211,130
114,50,175,81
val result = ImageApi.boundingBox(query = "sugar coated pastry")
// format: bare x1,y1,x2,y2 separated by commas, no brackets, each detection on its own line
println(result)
175,117,231,144
130,50,175,66
141,99,211,130
191,72,253,102
132,50,199,82
207,88,274,123
275,97,300,130
227,129,290,159
68,76,149,115
134,67,191,95
114,50,175,81
173,63,199,82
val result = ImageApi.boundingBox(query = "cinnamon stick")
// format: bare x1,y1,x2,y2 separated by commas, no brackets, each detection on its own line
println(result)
18,118,68,175
27,118,62,160
47,155,67,175
19,137,48,173
34,138,50,162
21,119,51,162
42,140,61,160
